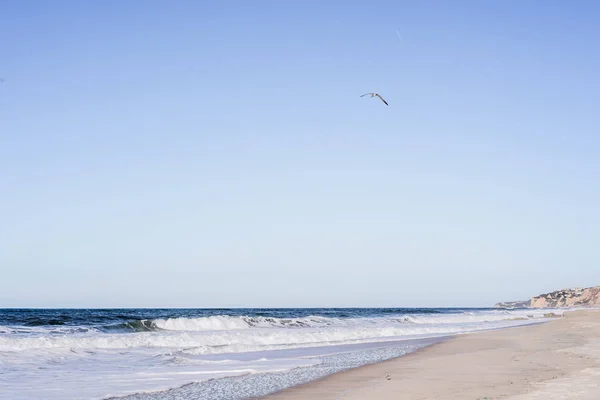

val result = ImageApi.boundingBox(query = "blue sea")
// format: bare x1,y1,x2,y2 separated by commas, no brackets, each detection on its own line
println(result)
0,307,561,400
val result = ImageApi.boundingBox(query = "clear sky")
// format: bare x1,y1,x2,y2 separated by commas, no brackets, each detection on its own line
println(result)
1,1,599,308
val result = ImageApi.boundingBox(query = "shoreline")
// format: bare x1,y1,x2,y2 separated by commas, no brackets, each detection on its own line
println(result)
3,308,564,400
111,318,561,400
114,335,447,400
261,310,600,399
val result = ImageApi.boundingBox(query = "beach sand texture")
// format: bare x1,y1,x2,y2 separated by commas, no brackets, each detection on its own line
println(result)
262,310,600,399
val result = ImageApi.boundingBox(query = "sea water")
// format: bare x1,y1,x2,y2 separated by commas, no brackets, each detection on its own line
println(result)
0,307,563,400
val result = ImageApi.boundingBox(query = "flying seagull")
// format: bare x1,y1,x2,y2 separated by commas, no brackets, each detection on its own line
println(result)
360,92,388,106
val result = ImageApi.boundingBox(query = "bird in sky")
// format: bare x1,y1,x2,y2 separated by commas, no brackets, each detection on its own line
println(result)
360,92,388,106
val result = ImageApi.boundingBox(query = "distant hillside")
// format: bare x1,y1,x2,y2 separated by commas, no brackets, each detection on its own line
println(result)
495,286,600,309
530,286,600,308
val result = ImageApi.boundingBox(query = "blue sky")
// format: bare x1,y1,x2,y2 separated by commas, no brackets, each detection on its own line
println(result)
1,1,599,307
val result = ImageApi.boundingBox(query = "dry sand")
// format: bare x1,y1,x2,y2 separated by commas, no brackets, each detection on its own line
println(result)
262,310,600,399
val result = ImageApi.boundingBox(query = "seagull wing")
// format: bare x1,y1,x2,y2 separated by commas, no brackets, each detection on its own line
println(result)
375,94,389,106
360,93,374,97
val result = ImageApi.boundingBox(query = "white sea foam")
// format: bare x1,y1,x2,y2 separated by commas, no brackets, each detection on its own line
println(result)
0,308,566,400
151,315,336,331
151,308,560,332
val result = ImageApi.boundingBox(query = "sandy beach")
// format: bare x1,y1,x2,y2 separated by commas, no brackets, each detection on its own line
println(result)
262,310,600,400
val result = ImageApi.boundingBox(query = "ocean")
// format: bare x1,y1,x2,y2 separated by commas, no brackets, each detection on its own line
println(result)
0,307,562,400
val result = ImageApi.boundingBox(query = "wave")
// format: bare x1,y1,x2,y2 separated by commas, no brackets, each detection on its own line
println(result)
150,315,339,331
0,325,98,335
0,308,563,336
0,324,458,353
144,309,561,332
0,309,562,354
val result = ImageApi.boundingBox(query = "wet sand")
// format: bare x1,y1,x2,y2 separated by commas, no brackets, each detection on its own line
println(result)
262,310,600,399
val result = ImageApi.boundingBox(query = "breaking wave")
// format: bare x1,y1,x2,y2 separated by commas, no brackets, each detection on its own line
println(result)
145,309,560,332
0,308,563,355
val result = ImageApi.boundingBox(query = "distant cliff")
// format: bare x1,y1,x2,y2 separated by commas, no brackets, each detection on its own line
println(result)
495,286,600,309
530,286,600,308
